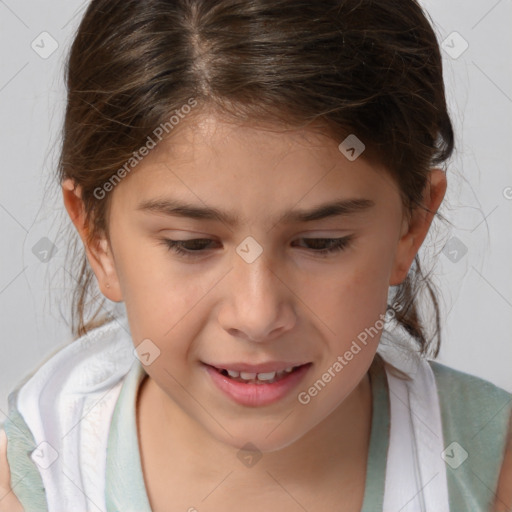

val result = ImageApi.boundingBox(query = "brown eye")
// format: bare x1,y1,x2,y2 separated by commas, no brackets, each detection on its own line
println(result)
161,238,217,258
292,236,353,255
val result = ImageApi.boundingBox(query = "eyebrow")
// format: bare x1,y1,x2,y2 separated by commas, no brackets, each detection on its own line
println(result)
136,197,375,226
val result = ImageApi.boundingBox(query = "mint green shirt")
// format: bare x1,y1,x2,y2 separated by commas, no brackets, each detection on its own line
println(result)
3,353,511,511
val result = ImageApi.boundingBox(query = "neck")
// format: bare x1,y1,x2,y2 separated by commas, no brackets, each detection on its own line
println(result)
136,366,373,494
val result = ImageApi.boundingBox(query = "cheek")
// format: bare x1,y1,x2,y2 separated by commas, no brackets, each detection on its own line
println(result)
119,264,229,380
123,277,203,350
299,254,392,342
111,240,198,346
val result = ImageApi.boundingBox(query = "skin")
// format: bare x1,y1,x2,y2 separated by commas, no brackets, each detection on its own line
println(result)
0,432,23,512
3,113,508,510
494,415,512,512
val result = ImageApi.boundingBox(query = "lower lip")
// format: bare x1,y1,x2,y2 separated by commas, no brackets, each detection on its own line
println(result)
204,363,312,407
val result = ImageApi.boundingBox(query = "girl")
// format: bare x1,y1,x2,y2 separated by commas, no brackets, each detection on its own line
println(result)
1,0,511,510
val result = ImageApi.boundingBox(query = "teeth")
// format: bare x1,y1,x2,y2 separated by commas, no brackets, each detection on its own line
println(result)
240,371,257,380
255,371,276,381
221,366,300,383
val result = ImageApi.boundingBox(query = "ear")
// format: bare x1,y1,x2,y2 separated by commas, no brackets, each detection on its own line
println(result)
62,178,123,302
389,168,447,286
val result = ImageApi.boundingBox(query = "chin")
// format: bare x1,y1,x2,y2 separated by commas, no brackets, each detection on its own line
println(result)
211,424,309,454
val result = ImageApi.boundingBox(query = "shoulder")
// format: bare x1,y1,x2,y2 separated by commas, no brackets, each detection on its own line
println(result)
427,359,512,509
428,359,511,413
3,317,137,509
427,359,511,443
494,412,512,511
428,359,512,390
2,407,47,510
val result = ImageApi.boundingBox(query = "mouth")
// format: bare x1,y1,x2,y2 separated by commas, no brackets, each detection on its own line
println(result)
203,362,313,407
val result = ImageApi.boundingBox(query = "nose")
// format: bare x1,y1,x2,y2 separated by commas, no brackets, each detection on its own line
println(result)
217,245,296,343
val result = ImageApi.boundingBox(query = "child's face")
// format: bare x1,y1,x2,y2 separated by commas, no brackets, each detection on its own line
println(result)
66,113,442,452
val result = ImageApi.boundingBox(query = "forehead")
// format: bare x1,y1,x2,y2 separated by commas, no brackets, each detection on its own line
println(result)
137,114,381,177
153,114,345,168
112,113,399,220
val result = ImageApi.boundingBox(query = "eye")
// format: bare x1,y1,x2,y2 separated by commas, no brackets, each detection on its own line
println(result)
159,236,353,259
160,238,217,258
292,236,354,256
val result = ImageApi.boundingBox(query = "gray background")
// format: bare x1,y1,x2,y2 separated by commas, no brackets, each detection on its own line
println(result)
1,0,511,416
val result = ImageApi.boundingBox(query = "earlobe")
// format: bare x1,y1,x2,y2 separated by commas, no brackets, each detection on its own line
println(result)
62,178,123,302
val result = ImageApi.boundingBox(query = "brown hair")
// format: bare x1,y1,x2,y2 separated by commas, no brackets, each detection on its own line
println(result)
57,0,454,361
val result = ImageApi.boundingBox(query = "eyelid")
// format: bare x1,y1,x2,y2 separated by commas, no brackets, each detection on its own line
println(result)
159,234,355,259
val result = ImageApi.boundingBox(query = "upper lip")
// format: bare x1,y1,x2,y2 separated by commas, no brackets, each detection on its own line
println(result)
205,361,311,373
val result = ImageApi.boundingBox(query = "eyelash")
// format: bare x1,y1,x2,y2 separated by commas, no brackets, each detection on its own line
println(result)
160,236,354,259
